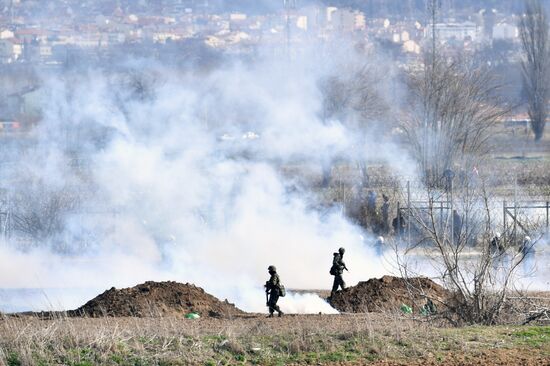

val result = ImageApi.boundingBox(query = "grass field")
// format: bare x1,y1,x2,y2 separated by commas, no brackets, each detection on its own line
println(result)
1,314,549,365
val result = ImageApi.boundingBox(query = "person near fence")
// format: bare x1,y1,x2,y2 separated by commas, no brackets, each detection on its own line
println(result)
381,194,390,234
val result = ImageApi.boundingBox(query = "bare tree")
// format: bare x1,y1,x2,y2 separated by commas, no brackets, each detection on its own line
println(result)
319,63,390,188
519,0,550,142
403,58,507,188
320,64,389,127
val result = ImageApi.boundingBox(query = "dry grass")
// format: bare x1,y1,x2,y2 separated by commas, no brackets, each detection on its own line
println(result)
0,313,549,365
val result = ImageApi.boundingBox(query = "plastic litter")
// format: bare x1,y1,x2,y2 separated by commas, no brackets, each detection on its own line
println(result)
400,304,412,314
185,312,200,319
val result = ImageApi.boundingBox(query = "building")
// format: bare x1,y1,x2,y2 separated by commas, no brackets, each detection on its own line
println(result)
300,6,325,32
493,22,518,41
0,38,23,63
229,13,247,31
332,8,364,33
403,39,421,54
0,29,14,39
425,21,479,42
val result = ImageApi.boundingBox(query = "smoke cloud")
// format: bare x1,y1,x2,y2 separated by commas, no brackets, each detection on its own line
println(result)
0,40,411,314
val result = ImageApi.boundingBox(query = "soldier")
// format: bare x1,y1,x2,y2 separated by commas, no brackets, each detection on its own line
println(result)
519,236,533,258
330,247,348,297
375,236,385,256
453,209,462,243
264,265,284,318
366,190,377,217
381,194,390,233
392,212,406,235
490,233,501,255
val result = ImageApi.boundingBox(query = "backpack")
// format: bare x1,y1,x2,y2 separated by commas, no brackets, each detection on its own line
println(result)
329,265,337,275
278,284,286,297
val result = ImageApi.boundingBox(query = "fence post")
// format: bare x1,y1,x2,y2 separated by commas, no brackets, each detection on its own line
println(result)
503,200,507,242
546,201,549,233
513,200,517,245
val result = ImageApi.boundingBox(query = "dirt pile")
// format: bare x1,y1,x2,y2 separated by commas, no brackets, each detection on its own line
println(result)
330,276,451,313
70,281,244,318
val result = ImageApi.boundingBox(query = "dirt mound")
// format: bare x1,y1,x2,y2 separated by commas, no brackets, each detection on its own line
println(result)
330,276,451,313
70,281,244,318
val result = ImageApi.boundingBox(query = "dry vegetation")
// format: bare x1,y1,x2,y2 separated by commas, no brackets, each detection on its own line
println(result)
0,314,549,366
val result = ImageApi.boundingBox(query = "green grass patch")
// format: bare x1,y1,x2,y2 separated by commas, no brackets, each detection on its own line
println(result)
6,352,21,366
512,326,550,347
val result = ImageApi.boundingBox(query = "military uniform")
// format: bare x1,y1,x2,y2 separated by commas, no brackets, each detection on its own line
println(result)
381,194,390,233
331,249,347,296
490,235,500,255
265,266,283,317
520,236,532,258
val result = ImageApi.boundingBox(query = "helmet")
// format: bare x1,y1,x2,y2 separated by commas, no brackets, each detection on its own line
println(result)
268,265,276,272
338,247,345,254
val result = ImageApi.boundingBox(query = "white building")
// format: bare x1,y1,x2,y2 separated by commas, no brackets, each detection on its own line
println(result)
0,29,14,39
326,7,338,23
296,16,308,31
425,21,479,42
403,39,421,54
74,33,102,48
355,12,366,30
229,13,247,22
493,22,518,40
331,8,365,32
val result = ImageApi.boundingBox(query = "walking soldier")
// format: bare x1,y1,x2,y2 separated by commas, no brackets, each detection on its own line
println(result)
265,265,285,317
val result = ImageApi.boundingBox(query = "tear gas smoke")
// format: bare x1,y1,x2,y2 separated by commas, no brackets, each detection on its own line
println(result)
0,43,410,313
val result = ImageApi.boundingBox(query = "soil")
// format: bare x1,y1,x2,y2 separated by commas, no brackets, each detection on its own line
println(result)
361,348,550,366
68,281,244,318
329,275,451,313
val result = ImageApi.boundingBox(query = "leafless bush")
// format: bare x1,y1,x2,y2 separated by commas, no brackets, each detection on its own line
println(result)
9,180,82,251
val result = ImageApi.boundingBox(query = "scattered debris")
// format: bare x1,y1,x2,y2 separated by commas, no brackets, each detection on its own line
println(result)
400,304,413,314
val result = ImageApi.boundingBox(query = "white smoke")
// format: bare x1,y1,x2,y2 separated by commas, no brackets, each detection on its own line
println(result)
0,42,407,314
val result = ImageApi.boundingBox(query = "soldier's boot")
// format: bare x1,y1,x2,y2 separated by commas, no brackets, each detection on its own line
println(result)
278,310,284,317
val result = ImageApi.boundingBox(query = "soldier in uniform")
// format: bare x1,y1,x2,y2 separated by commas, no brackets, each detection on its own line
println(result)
453,209,462,243
520,236,533,258
375,236,385,256
330,247,348,297
392,212,406,235
490,233,501,255
520,235,535,273
381,194,390,233
265,265,284,317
